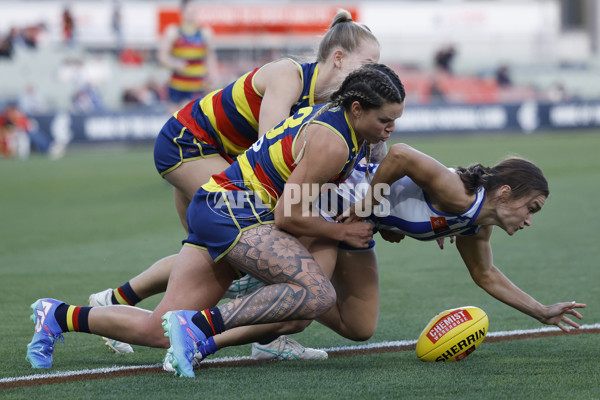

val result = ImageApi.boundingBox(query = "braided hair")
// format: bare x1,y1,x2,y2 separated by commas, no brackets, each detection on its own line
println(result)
296,64,405,176
456,157,549,199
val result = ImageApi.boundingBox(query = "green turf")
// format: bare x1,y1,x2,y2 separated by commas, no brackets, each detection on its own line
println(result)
1,132,599,398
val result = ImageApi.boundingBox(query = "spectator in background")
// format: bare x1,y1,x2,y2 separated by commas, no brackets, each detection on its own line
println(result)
434,44,456,74
429,77,446,104
121,79,166,108
3,103,53,155
72,83,104,113
546,82,571,103
62,6,75,47
122,87,141,106
496,64,512,87
0,28,17,59
0,112,29,158
112,0,123,52
20,23,46,49
158,0,217,114
18,84,48,115
118,47,145,66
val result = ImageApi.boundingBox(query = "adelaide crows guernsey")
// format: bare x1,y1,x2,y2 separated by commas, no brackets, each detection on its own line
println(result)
169,27,208,93
175,59,319,160
202,104,364,211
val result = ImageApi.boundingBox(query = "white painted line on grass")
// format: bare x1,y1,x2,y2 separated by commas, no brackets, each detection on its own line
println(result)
0,364,161,383
486,322,600,337
3,323,599,385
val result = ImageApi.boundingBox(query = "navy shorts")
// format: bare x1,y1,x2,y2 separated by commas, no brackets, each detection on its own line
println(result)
338,238,376,252
168,87,204,104
154,116,222,177
184,187,275,261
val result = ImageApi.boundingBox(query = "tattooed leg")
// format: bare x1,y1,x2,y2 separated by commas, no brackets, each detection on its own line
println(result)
218,224,336,329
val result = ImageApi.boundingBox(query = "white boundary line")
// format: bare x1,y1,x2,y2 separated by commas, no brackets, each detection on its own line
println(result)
3,323,599,385
486,322,600,337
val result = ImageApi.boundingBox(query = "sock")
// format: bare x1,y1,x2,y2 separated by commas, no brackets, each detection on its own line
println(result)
258,335,279,345
111,282,142,306
197,336,220,359
191,308,225,338
55,303,92,333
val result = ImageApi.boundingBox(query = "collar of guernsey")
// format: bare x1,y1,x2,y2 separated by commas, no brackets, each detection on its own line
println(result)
288,60,319,115
202,104,362,211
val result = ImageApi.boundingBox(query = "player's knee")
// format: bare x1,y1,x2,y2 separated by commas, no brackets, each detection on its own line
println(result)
304,281,336,319
346,325,375,342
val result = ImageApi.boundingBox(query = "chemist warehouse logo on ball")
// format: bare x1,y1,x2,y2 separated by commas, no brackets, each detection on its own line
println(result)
427,309,474,344
205,181,393,220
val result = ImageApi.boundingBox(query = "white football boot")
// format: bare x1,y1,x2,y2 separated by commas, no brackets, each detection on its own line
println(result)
88,288,134,354
252,336,328,360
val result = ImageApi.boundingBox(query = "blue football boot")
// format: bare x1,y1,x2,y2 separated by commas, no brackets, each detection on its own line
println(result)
161,310,207,378
26,298,65,369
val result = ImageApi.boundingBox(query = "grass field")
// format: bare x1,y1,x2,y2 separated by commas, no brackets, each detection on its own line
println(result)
1,131,599,398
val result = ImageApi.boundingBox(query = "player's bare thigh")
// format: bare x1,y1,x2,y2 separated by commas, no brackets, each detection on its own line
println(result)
151,245,237,330
164,156,231,201
165,156,231,230
318,249,379,341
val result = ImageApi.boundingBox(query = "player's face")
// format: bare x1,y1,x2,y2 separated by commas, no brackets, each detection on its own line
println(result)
353,101,405,144
497,192,546,235
340,39,381,75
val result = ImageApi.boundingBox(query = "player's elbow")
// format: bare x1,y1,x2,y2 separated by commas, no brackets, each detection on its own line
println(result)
274,206,304,236
274,210,295,234
469,265,495,290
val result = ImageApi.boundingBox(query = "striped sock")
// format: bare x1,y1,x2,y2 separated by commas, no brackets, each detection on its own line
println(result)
55,303,92,333
191,308,225,338
110,282,142,306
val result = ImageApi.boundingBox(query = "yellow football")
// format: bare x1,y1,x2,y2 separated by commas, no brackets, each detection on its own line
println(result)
416,306,488,362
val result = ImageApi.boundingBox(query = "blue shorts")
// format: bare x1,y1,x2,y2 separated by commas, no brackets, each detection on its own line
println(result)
168,87,205,104
338,238,376,252
154,116,222,176
184,188,275,261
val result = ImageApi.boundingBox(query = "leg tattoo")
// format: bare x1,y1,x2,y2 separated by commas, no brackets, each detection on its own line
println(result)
221,225,335,329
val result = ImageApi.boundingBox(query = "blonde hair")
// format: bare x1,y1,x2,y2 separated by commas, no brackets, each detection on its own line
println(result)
316,9,379,63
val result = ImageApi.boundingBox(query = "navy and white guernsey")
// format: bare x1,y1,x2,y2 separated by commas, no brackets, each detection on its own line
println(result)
333,163,485,241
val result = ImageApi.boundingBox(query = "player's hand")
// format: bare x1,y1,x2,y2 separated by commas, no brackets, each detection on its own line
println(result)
436,235,455,250
337,199,372,224
379,229,405,243
340,219,373,249
537,301,586,332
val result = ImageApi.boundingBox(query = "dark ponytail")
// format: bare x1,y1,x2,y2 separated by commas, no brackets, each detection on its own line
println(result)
457,157,549,199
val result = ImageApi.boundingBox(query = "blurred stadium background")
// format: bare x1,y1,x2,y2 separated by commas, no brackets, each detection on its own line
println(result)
1,0,599,158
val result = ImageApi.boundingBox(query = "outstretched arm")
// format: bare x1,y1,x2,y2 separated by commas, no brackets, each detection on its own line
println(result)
456,226,585,332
